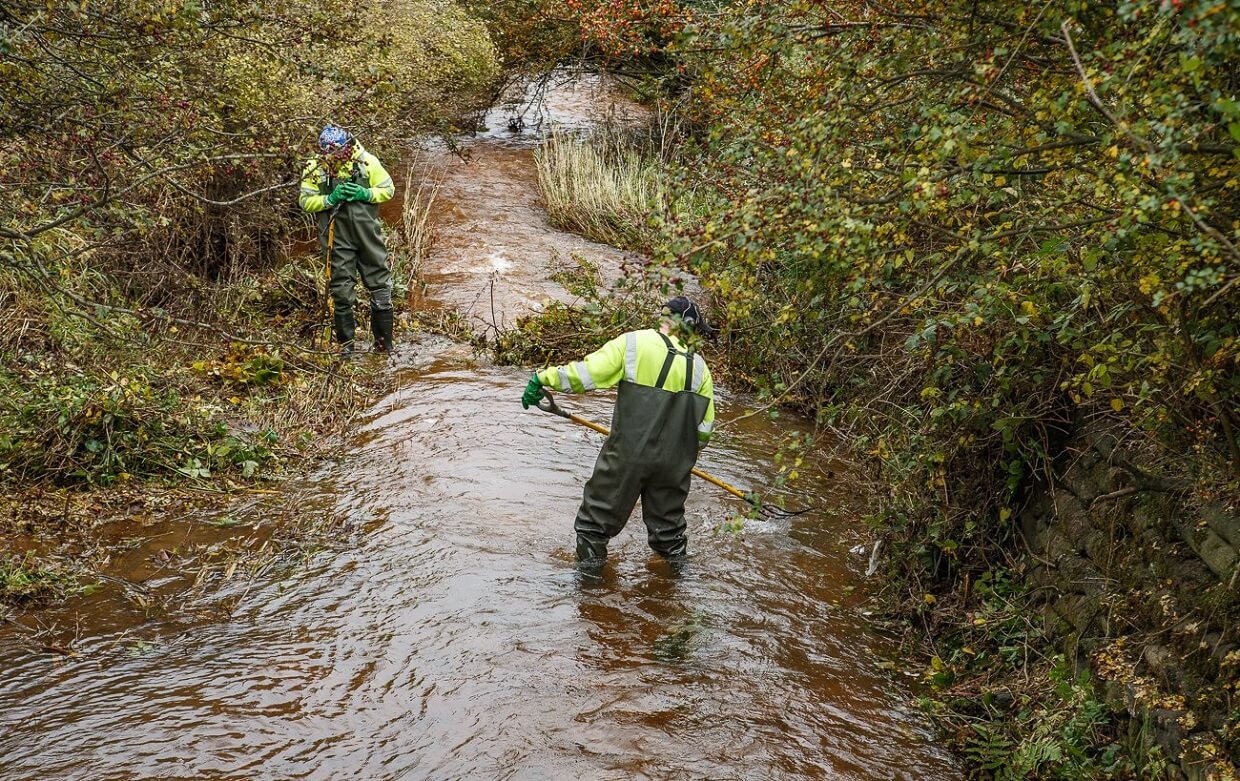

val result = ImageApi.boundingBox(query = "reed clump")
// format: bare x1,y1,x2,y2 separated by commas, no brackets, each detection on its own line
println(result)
389,166,442,307
534,130,663,251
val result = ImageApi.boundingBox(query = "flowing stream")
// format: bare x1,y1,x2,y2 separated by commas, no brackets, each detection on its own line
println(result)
0,75,960,780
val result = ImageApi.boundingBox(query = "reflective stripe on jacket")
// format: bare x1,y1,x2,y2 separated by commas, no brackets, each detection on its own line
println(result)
538,329,716,446
298,143,395,213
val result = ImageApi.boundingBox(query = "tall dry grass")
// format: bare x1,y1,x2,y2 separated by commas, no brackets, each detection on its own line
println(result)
389,165,441,306
534,130,663,251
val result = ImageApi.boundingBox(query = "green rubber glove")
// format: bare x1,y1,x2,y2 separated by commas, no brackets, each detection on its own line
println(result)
325,183,349,206
341,182,371,202
521,374,544,409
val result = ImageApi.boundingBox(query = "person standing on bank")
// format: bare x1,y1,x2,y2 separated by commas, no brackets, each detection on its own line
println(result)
521,297,717,564
299,125,396,354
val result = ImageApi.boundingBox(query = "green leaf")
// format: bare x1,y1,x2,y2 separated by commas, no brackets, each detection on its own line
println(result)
1036,238,1068,256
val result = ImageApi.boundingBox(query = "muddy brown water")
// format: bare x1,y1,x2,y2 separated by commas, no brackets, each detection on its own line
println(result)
409,75,644,324
0,75,960,780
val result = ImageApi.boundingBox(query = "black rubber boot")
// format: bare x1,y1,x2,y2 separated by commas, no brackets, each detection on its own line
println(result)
333,310,356,357
575,536,607,581
371,308,394,353
576,534,609,563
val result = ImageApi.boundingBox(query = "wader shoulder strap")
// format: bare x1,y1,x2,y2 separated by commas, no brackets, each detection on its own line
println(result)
654,332,696,392
654,332,678,390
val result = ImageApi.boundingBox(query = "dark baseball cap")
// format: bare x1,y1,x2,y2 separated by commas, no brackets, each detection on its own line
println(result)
662,296,716,336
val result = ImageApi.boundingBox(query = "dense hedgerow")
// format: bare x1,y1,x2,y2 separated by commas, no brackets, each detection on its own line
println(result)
658,0,1238,518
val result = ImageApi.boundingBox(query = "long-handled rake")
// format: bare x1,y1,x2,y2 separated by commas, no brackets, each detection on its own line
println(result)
317,203,342,349
537,390,811,519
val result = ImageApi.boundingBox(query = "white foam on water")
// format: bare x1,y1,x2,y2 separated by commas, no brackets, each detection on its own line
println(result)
488,251,513,273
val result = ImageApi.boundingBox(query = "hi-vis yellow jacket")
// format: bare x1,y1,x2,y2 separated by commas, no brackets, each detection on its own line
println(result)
298,144,395,213
538,329,716,446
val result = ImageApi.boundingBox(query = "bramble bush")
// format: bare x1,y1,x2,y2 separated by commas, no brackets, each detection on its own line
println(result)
0,0,501,484
658,0,1239,513
0,360,283,484
1,0,499,284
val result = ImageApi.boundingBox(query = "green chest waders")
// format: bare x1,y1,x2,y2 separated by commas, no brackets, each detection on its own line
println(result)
574,334,709,561
317,161,393,350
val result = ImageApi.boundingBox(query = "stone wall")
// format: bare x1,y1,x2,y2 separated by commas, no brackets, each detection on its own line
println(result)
1018,427,1238,780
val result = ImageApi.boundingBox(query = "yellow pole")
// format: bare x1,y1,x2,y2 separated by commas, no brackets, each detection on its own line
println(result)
322,214,336,348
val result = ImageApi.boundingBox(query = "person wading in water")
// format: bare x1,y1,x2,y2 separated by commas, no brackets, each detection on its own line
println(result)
298,124,396,355
522,297,717,567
